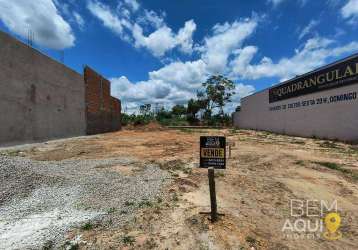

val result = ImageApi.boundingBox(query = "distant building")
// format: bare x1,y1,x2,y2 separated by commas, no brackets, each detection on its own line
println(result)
233,53,358,142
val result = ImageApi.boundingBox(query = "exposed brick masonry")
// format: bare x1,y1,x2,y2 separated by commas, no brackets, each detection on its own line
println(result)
84,66,121,134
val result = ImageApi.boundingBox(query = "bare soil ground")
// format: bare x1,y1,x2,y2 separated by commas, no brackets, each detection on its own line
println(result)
1,127,358,249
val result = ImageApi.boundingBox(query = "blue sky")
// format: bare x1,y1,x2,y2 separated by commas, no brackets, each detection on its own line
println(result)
0,0,357,112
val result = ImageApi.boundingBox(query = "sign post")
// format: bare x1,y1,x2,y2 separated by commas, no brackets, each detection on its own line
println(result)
208,167,218,222
200,136,226,222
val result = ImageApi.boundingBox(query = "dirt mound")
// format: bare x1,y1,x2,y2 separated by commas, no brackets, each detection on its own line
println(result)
125,121,165,131
144,121,164,130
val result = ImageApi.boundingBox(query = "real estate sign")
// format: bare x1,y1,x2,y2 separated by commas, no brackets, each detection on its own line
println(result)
200,136,226,169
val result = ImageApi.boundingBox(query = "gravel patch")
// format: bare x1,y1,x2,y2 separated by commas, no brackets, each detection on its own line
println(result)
0,155,170,249
0,156,64,205
0,186,101,250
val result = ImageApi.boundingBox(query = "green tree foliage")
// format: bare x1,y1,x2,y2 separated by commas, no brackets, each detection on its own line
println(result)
186,99,202,124
121,75,236,127
121,113,153,126
139,104,151,115
200,75,236,117
156,107,172,120
171,104,186,116
156,106,188,126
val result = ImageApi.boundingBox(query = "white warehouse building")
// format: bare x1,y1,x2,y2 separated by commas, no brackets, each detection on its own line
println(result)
233,53,358,142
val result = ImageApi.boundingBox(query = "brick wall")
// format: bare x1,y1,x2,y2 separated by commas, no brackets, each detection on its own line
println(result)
110,96,121,131
84,66,121,134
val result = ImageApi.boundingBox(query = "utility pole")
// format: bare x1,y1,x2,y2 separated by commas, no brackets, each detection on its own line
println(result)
27,29,34,47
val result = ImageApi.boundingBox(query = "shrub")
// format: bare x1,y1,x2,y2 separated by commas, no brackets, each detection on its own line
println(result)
121,235,136,246
81,222,93,230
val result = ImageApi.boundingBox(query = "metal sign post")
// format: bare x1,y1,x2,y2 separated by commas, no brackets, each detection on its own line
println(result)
199,136,226,222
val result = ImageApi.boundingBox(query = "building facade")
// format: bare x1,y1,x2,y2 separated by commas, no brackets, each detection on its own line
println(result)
233,54,358,142
0,31,121,146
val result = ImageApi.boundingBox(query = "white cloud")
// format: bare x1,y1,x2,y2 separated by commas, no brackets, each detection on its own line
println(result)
341,0,358,23
87,0,196,57
149,60,208,90
298,19,319,40
341,0,358,18
132,20,196,57
87,0,132,41
111,60,205,108
131,24,174,57
267,0,308,7
200,18,258,73
267,0,286,7
112,77,171,103
110,17,260,112
230,37,358,80
225,83,255,113
176,20,197,54
110,56,256,113
137,9,165,28
111,75,254,114
111,76,193,113
53,0,85,31
0,0,75,49
229,46,258,77
124,0,139,12
73,11,84,29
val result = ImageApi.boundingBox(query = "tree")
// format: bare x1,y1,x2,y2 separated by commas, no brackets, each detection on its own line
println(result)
171,104,186,116
139,104,151,115
156,107,172,120
200,75,236,117
186,99,202,124
235,105,241,112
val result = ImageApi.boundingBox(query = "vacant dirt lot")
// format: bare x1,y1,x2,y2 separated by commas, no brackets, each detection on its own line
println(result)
1,126,357,249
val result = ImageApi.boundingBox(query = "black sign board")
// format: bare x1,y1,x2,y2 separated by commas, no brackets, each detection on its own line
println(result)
200,136,226,169
269,55,358,103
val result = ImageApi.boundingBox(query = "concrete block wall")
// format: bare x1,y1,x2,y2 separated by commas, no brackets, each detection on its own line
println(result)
84,66,121,134
0,31,86,145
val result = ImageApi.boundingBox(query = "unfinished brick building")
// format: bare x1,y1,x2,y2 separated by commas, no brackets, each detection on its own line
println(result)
84,66,121,135
0,30,121,145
